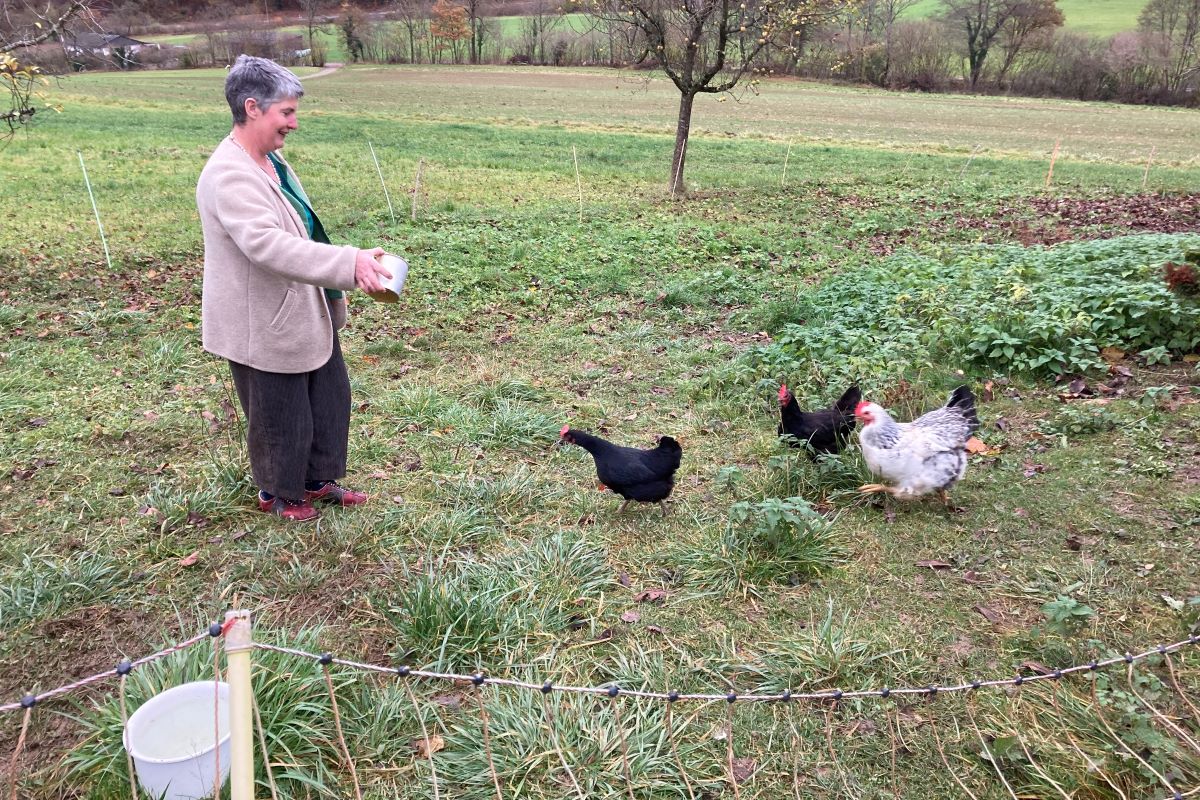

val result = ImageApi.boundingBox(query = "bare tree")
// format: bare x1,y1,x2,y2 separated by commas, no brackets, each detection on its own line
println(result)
1,0,94,134
592,0,848,194
395,0,431,62
941,0,1062,90
520,0,563,63
993,0,1063,87
298,0,330,65
1138,0,1200,95
463,0,484,62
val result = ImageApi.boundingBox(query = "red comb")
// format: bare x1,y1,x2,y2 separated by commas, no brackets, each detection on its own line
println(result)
560,424,570,436
778,384,789,401
854,401,869,415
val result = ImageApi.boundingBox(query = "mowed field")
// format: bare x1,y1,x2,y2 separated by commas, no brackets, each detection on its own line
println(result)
1,65,1199,798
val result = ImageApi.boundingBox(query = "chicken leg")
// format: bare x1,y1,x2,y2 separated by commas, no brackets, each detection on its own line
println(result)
617,499,632,514
858,483,899,496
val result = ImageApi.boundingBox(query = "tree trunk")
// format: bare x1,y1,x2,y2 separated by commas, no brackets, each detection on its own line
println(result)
670,90,696,196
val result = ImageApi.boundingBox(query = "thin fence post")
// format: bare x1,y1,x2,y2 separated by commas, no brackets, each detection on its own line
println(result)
572,145,583,224
368,141,397,227
412,158,425,222
77,151,114,271
781,138,793,188
1142,145,1157,191
1045,139,1061,188
225,610,256,800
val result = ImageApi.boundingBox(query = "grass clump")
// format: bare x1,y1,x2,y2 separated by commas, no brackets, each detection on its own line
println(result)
681,497,843,595
0,549,131,632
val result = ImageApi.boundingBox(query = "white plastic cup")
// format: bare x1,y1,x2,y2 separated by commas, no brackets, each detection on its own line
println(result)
368,253,409,304
124,681,231,800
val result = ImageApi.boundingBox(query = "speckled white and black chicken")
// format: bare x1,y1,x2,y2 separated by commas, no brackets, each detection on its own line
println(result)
855,386,979,506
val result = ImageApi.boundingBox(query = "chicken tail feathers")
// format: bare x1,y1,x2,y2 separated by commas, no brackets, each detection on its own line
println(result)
946,385,980,432
833,385,862,415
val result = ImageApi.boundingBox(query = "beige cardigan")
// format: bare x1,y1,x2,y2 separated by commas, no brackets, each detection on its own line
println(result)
197,137,358,374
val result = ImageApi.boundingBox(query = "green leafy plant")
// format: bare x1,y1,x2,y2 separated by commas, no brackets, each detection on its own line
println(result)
1040,595,1096,636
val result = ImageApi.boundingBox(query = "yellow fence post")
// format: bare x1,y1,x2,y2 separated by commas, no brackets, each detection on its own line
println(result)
225,610,256,800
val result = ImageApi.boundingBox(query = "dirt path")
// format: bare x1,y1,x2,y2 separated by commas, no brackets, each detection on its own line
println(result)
301,62,343,80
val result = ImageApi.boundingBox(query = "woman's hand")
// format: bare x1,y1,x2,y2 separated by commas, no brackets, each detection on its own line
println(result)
354,248,392,294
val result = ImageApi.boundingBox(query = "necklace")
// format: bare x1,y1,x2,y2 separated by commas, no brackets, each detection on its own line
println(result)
227,134,279,184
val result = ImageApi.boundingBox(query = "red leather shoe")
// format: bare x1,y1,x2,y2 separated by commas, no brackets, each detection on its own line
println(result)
258,492,320,522
304,481,368,507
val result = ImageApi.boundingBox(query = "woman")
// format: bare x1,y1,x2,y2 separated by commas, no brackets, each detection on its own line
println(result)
197,54,392,521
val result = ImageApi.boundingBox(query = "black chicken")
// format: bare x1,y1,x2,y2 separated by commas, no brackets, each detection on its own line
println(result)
777,384,861,455
557,425,682,516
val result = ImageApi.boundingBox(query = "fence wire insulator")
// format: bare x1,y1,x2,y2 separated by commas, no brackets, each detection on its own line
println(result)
780,689,792,702
1124,653,1134,664
607,685,620,698
397,665,411,677
319,652,333,666
115,660,132,676
208,622,223,638
831,690,843,701
1014,675,1024,686
927,685,938,696
667,690,680,702
1089,660,1099,671
471,672,486,686
1052,670,1062,680
971,680,981,690
19,695,35,709
881,687,891,698
726,691,737,704
1157,645,1168,655
541,680,553,694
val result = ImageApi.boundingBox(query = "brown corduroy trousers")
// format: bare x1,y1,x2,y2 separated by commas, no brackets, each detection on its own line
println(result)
228,337,351,502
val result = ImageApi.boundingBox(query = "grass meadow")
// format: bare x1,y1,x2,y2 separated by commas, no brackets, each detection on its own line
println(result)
1,65,1198,798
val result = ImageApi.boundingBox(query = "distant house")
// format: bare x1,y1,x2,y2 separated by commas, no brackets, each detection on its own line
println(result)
63,32,157,69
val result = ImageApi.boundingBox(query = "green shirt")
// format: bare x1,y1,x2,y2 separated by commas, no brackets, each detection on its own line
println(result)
268,152,343,301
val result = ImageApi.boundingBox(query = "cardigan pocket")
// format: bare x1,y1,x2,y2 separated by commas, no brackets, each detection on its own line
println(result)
268,289,298,332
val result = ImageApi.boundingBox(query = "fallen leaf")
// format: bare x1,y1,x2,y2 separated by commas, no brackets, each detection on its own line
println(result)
973,604,1003,624
731,757,757,784
143,410,160,421
231,530,250,541
1101,346,1125,362
186,511,208,527
617,571,631,587
635,589,668,604
647,625,666,635
961,570,983,584
980,380,995,403
1013,508,1028,518
179,551,200,568
916,560,953,570
413,734,445,758
592,628,614,643
27,418,47,428
1162,594,1185,612
1023,463,1046,478
620,610,640,624
432,694,462,710
108,487,126,497
1065,535,1083,551
1019,660,1053,676
965,437,989,455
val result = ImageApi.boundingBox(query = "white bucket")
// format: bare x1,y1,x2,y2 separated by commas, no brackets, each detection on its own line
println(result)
124,681,232,800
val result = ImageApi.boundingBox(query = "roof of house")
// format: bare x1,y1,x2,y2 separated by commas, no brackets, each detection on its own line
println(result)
66,32,149,49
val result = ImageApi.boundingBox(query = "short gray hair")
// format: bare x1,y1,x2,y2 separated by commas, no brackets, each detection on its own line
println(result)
224,54,304,125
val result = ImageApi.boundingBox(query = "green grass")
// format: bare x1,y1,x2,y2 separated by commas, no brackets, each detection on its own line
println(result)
905,0,1144,36
1,64,1198,799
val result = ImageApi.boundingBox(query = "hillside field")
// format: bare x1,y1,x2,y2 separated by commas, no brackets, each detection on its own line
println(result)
1,65,1198,798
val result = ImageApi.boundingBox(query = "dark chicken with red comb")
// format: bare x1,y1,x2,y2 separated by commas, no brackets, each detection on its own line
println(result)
777,384,861,456
557,426,682,516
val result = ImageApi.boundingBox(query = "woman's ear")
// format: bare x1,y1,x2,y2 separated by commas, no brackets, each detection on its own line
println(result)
243,97,259,120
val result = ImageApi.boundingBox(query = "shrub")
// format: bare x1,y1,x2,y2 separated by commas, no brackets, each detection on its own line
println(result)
724,235,1200,393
